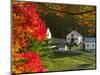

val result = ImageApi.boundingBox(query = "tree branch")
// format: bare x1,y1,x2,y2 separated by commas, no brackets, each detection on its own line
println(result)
39,3,96,15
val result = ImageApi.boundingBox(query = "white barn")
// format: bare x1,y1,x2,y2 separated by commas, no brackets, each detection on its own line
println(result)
84,37,96,50
66,31,83,49
66,31,83,45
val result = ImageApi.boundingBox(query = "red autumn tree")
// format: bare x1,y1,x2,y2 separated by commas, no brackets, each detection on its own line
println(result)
12,2,47,73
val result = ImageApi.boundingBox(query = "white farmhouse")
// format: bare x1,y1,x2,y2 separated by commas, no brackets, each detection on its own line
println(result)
66,31,83,45
84,37,96,50
66,31,83,49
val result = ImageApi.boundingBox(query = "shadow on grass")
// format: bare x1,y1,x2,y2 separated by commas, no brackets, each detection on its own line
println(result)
76,63,95,70
48,50,82,59
80,49,96,53
77,64,91,68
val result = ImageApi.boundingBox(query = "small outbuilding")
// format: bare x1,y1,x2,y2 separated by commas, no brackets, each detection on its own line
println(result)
83,37,96,50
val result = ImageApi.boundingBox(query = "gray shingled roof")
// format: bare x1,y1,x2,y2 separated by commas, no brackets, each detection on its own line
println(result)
84,37,96,42
67,30,82,37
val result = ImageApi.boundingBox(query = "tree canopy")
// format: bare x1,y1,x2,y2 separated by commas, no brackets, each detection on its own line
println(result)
36,3,96,38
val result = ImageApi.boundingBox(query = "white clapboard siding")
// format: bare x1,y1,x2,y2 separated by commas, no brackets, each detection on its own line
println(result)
85,42,95,50
46,28,51,39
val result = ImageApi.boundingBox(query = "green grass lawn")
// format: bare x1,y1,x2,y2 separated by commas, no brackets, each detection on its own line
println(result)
40,49,96,72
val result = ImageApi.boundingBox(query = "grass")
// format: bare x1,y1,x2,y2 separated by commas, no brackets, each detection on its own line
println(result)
39,49,96,72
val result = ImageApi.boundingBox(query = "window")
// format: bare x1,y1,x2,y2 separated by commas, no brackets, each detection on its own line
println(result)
75,38,78,40
71,34,74,37
68,38,69,40
92,44,95,47
87,44,89,47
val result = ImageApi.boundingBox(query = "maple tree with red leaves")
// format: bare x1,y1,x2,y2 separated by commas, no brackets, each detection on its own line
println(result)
12,2,47,74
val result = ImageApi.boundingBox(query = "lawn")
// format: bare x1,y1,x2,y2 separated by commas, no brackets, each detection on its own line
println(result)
40,49,96,72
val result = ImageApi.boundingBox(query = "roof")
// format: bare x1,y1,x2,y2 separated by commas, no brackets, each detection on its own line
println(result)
84,37,96,42
67,30,82,37
52,38,67,45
